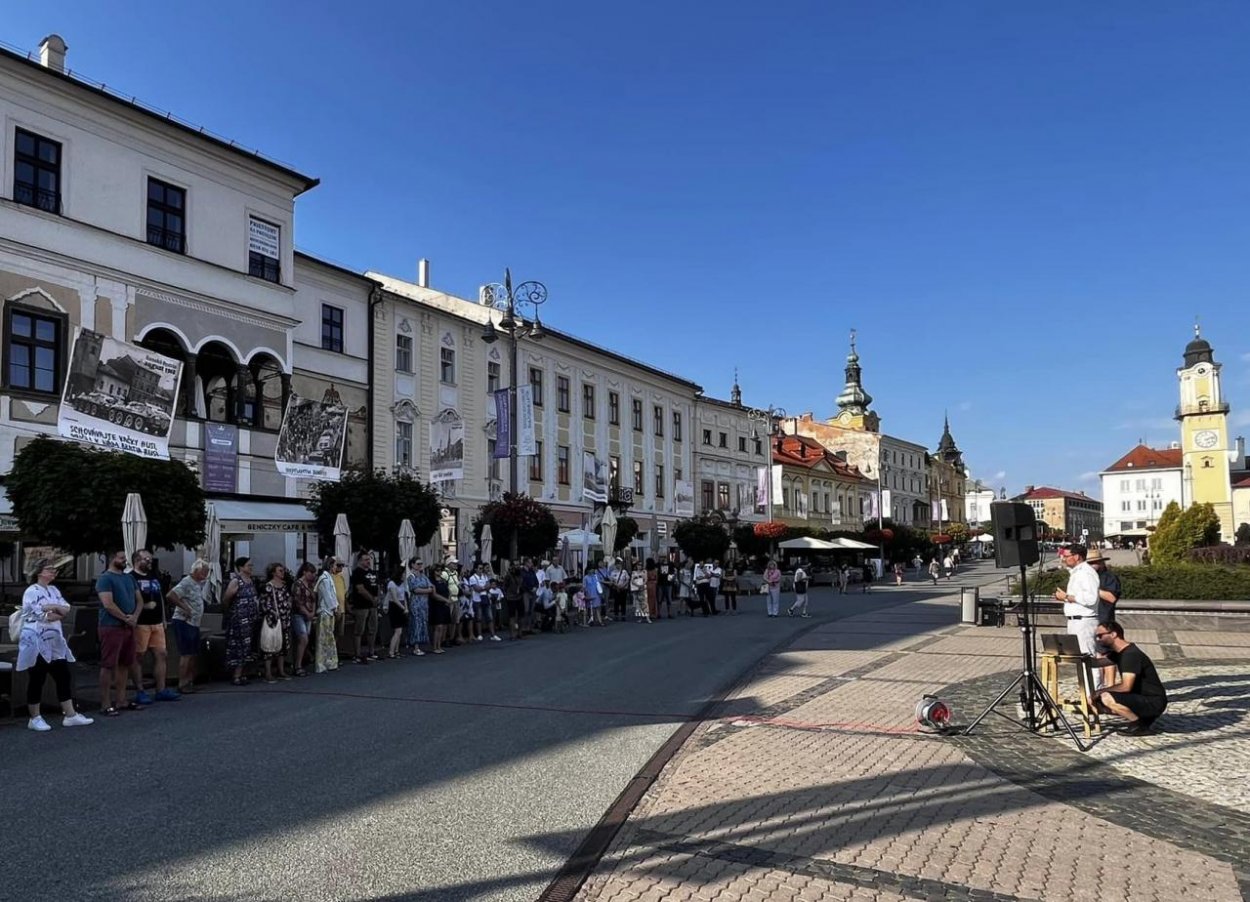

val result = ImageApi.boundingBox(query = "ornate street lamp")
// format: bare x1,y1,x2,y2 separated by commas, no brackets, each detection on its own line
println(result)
745,405,786,526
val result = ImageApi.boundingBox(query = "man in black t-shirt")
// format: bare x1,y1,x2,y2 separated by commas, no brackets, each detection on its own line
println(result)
349,553,380,664
1094,620,1168,734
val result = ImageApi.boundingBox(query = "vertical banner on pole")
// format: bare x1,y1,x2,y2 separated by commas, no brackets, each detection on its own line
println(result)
516,383,536,456
492,389,510,458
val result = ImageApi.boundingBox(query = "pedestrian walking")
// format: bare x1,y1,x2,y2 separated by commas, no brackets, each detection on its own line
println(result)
258,563,292,683
17,557,93,731
787,565,810,617
892,561,905,587
942,553,954,579
167,559,209,692
290,562,317,676
928,558,940,586
837,562,850,595
314,558,340,673
222,557,259,686
763,559,782,617
861,561,874,593
721,563,739,613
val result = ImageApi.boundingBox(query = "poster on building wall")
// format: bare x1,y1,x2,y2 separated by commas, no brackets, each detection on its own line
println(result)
58,328,182,460
756,467,768,510
429,407,465,483
492,388,511,458
674,479,695,517
583,451,608,503
881,489,892,519
516,384,536,456
203,423,238,492
274,392,348,480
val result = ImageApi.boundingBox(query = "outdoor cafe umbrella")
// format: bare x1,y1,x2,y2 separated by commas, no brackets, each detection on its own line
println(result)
428,524,444,567
122,492,147,562
334,514,352,566
398,519,417,567
480,524,493,568
559,534,572,574
200,502,222,605
600,504,618,561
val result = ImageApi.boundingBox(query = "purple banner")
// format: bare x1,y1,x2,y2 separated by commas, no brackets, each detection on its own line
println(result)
493,388,510,458
204,423,238,492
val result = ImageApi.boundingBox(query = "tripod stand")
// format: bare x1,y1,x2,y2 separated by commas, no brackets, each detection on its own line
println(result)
962,560,1091,751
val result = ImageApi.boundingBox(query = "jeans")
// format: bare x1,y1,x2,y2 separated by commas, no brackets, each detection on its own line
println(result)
766,585,780,616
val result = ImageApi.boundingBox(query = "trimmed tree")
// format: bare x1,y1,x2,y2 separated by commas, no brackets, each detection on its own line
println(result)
673,515,731,562
306,468,441,567
472,493,559,559
6,435,206,555
1237,522,1250,546
1150,501,1220,565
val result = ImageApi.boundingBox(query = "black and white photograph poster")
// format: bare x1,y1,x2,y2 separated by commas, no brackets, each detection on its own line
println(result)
582,450,608,503
429,407,465,483
275,392,348,480
58,328,182,460
674,479,695,517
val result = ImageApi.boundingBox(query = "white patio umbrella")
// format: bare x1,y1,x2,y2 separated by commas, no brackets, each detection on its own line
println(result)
334,514,352,566
122,492,147,562
600,505,618,560
479,524,493,567
429,525,444,567
200,502,222,605
559,535,572,573
398,519,417,566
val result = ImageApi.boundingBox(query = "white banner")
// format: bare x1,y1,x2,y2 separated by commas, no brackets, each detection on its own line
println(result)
674,479,694,517
940,498,950,521
756,467,768,510
248,217,280,259
881,489,892,519
771,466,783,499
865,491,877,521
429,407,465,483
582,451,608,503
932,499,942,521
275,392,349,480
59,328,182,460
516,383,536,457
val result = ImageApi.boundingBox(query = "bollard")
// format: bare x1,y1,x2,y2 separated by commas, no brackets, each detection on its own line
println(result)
960,586,980,624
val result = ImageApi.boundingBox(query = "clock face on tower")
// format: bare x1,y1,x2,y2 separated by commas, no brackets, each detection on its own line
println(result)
1194,430,1219,449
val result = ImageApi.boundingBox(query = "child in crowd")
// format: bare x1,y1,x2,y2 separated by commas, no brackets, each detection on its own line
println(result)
554,583,570,632
572,586,587,627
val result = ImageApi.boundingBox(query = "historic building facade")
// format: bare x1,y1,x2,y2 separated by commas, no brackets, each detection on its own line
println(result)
1013,486,1104,541
1175,327,1237,541
1098,444,1183,540
768,432,871,530
693,377,768,525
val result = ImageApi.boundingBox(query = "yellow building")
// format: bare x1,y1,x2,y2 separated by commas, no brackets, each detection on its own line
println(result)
1176,327,1235,541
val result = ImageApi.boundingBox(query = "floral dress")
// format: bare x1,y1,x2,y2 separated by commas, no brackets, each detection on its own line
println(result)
258,581,292,657
225,573,259,668
405,571,431,646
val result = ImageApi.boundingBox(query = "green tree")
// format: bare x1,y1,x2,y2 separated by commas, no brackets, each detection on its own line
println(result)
673,515,731,562
732,524,770,560
6,436,206,556
306,468,441,567
472,493,559,559
1236,522,1250,546
1150,501,1220,565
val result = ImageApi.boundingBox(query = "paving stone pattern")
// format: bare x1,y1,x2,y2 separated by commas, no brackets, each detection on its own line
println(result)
577,577,1250,902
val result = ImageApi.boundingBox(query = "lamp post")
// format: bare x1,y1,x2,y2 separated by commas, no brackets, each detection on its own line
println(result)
745,405,787,526
480,269,547,561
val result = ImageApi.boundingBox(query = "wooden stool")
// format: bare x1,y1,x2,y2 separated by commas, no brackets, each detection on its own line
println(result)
1039,652,1102,738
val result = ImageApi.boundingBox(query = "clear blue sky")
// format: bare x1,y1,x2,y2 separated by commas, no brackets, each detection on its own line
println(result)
8,2,1250,497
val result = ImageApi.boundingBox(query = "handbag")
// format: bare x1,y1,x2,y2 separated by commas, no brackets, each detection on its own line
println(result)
7,607,24,642
258,613,283,654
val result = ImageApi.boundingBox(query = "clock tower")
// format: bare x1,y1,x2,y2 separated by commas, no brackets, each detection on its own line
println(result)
1176,324,1234,541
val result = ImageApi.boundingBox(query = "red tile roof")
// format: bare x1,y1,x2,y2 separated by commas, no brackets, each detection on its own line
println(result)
772,434,872,483
1015,486,1098,502
1103,444,1183,473
1234,475,1250,489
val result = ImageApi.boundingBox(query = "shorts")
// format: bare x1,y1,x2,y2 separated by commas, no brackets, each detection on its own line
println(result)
506,597,525,620
351,606,378,636
98,625,136,669
476,601,494,624
290,613,311,639
135,623,167,654
1106,691,1167,725
170,620,201,657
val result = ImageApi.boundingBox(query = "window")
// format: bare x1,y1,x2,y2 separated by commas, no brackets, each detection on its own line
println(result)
530,440,543,481
656,463,665,497
701,480,715,512
1120,479,1130,492
146,178,186,253
673,411,682,442
632,398,643,432
609,391,620,425
738,436,747,453
782,487,791,510
811,491,818,515
1135,478,1147,491
395,334,413,373
247,217,281,282
718,431,728,448
754,438,762,455
4,306,63,394
653,405,664,437
1121,500,1131,512
557,375,570,412
717,482,730,510
558,445,570,484
609,456,620,488
634,460,644,494
320,305,343,353
582,383,596,419
1151,477,1163,490
529,368,544,406
1136,499,1146,511
702,428,712,445
440,347,455,384
487,439,500,480
487,360,500,392
396,421,413,468
14,128,61,214
674,467,682,482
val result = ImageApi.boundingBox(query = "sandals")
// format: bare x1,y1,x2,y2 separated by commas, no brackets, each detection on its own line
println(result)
123,701,142,710
231,677,249,686
102,706,121,717
294,669,307,677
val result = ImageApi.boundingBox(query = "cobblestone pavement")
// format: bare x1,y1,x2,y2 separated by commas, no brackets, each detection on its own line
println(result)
576,573,1250,901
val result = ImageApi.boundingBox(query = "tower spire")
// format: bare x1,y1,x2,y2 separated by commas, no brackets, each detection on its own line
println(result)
835,329,873,414
730,367,742,406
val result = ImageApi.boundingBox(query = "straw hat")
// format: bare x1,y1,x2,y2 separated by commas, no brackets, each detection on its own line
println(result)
1085,547,1109,564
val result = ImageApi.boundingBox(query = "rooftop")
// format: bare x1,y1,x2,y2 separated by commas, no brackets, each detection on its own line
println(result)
1014,485,1100,504
1102,444,1184,473
773,434,872,483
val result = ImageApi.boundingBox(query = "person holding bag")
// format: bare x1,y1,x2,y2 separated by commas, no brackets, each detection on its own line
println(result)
222,557,259,686
257,563,292,683
16,557,93,732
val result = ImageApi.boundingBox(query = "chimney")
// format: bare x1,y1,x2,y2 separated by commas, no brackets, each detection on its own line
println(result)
39,34,68,73
1235,436,1246,467
417,259,430,288
1024,485,1034,494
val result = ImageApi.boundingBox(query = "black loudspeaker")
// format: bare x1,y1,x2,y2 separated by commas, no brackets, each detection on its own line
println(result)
990,502,1040,568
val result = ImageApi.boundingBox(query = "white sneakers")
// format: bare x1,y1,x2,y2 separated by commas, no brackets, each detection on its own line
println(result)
490,635,502,642
28,713,95,731
475,635,484,642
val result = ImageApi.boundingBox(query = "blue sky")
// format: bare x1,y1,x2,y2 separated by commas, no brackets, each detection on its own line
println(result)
7,2,1250,497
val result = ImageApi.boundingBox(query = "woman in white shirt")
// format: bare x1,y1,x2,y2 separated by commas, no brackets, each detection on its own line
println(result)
787,565,810,618
16,557,93,732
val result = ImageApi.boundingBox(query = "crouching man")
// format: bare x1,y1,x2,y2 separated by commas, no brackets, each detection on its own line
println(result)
1093,621,1168,735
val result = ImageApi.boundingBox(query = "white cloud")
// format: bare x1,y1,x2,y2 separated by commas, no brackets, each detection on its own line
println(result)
957,400,973,412
1240,351,1250,363
1078,471,1099,482
992,470,1007,480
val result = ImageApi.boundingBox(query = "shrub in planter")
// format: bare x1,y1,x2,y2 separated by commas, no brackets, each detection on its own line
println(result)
1017,564,1250,601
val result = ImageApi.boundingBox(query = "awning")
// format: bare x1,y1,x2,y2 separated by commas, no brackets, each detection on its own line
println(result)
829,537,878,550
778,536,839,551
213,499,317,535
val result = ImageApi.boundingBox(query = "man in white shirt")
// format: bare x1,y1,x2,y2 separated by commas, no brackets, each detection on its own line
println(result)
1053,544,1102,674
707,560,722,615
544,559,567,589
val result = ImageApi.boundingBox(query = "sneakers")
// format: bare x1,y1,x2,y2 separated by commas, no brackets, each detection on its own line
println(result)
28,715,52,732
490,634,502,641
135,691,154,705
475,635,484,642
63,713,94,727
154,688,181,702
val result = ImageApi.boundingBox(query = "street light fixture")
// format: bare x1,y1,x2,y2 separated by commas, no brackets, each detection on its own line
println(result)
480,268,547,561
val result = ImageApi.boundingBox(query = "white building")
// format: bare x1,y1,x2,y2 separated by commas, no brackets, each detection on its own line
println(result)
1098,444,1184,540
693,377,768,525
0,35,327,574
367,267,700,560
965,485,999,529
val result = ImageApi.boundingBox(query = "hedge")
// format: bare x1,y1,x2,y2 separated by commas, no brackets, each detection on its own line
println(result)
1013,564,1250,601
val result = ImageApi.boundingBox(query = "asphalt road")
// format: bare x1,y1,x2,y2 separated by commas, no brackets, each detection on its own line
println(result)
1,579,964,902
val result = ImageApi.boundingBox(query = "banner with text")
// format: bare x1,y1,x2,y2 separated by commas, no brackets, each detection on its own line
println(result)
674,479,695,517
756,467,768,510
492,389,511,458
58,328,182,460
582,451,608,503
516,384,536,456
275,392,348,480
203,423,238,492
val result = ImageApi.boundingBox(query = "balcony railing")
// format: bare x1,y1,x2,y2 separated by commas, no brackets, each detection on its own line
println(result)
147,224,186,254
14,183,61,215
1176,402,1230,419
